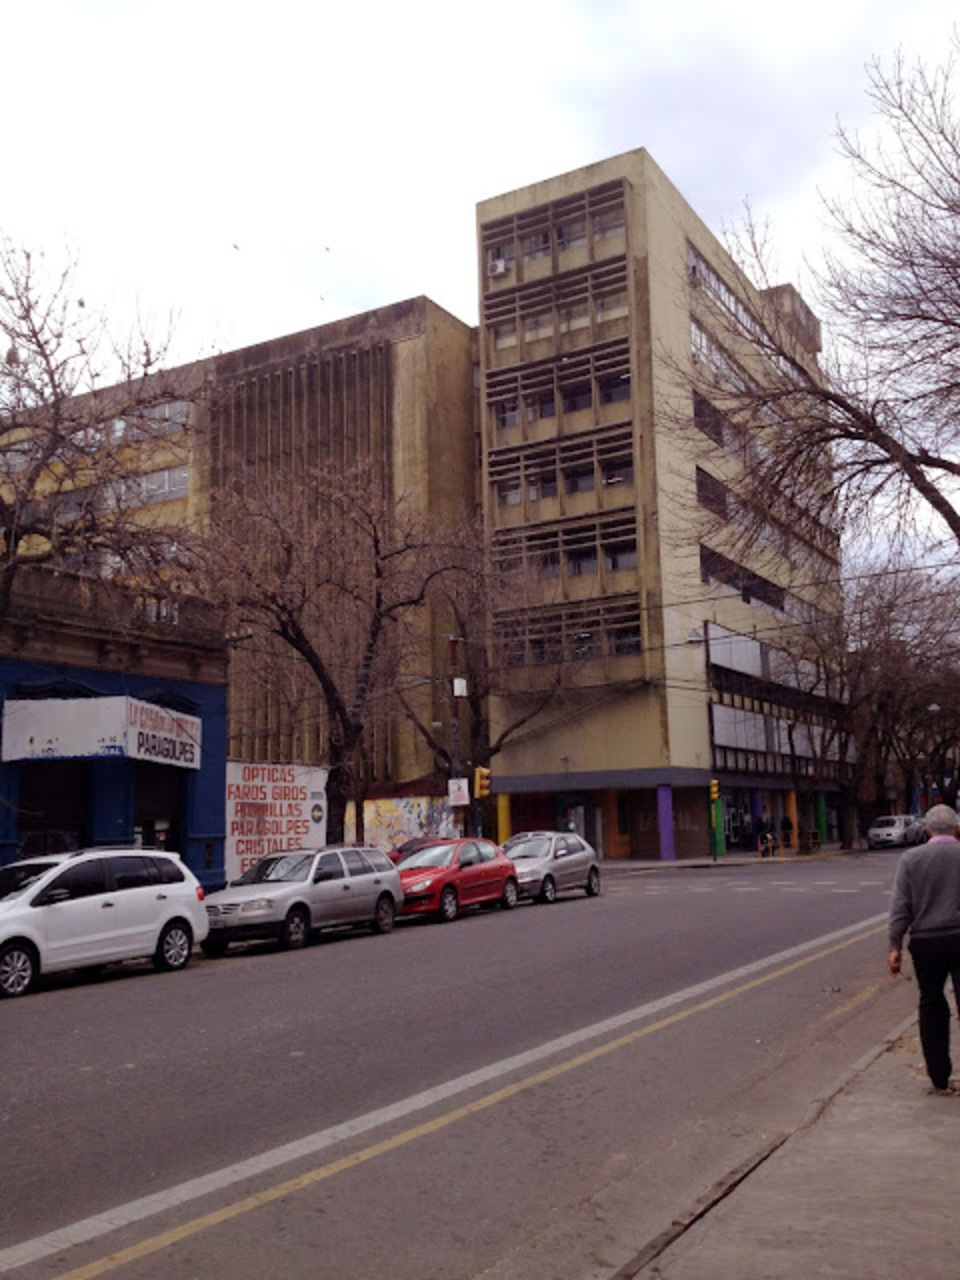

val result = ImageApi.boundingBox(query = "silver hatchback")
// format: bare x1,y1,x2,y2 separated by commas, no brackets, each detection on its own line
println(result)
503,831,601,903
202,846,401,956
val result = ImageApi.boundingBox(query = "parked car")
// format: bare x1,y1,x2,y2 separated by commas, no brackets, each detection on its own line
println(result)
866,814,926,849
202,846,401,955
502,831,601,902
396,838,519,921
0,848,209,999
387,835,443,864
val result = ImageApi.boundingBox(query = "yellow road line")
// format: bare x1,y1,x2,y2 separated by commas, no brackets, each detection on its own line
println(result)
823,981,883,1022
54,924,886,1280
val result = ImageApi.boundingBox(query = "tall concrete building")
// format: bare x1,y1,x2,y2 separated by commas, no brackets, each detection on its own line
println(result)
202,296,476,789
477,150,842,858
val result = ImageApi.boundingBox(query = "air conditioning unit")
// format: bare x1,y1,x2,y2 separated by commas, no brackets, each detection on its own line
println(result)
488,258,509,278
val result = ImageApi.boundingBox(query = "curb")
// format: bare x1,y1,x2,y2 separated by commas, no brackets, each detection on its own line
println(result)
613,1013,917,1278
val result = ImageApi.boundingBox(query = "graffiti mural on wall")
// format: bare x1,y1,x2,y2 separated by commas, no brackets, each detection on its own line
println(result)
345,796,458,848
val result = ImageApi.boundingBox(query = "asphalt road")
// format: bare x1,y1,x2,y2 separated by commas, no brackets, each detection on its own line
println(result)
0,851,915,1279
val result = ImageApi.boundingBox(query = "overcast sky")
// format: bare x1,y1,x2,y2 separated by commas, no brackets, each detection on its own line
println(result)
2,0,956,367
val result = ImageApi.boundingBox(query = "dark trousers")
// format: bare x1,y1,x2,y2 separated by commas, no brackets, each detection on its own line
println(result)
908,932,960,1087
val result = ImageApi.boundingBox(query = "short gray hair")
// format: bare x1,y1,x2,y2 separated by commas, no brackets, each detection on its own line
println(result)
925,804,959,834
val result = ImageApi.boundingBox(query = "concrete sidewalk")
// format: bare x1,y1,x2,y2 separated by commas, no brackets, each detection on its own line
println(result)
626,1018,960,1279
600,844,849,873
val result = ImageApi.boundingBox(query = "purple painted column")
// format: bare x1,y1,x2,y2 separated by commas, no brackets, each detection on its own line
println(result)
657,784,676,861
751,789,764,825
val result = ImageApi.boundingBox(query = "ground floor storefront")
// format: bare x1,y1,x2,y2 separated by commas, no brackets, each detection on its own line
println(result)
0,660,227,889
490,773,843,861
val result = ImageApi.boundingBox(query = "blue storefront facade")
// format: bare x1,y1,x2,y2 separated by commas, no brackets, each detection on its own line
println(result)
0,659,227,889
0,566,228,889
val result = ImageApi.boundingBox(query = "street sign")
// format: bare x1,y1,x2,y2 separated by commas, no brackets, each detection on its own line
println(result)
448,777,470,806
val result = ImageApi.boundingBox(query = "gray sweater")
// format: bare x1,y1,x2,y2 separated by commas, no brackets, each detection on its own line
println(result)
888,838,960,948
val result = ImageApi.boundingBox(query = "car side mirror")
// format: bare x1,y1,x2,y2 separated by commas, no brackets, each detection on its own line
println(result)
314,869,333,882
460,854,477,868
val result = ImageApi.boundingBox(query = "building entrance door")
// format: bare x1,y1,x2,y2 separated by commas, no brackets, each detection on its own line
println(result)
17,760,87,856
134,761,184,854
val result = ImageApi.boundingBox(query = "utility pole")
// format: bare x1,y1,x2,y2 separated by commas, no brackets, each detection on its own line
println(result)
446,636,470,831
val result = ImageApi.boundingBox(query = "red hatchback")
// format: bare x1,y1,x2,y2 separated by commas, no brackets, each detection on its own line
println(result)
396,838,519,922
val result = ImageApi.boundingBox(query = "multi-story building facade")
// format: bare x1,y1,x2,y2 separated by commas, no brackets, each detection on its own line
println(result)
477,149,843,858
0,150,844,867
203,296,476,788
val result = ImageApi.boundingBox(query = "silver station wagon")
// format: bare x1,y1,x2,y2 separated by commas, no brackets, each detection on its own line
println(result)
202,846,401,956
502,831,601,903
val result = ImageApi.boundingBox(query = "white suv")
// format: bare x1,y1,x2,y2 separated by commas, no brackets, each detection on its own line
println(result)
0,849,209,998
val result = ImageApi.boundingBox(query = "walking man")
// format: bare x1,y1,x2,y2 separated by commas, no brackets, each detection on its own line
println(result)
888,803,960,1092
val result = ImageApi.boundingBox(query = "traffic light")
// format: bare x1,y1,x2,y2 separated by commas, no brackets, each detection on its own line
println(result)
710,778,720,801
474,766,492,799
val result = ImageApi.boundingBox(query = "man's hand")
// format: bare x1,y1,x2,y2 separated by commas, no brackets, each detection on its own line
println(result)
888,948,902,976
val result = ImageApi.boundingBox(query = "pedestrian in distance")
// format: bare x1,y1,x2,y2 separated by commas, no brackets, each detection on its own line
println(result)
755,815,768,856
888,803,960,1093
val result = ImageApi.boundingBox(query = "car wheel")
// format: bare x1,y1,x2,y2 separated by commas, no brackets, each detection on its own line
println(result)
501,878,518,909
201,937,229,958
585,866,601,897
372,894,396,934
0,940,37,998
538,876,557,904
438,886,458,922
154,920,193,972
282,907,310,950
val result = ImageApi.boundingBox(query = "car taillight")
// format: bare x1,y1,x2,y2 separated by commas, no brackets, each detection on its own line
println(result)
196,885,205,901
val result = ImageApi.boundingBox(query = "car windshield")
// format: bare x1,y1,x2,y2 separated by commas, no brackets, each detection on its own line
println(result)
0,860,59,901
236,854,313,884
397,844,457,869
873,818,899,829
505,836,552,859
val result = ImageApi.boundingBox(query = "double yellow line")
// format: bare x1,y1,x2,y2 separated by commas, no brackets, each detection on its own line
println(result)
53,923,886,1280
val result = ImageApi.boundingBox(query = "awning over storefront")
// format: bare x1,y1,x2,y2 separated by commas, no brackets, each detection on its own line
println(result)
2,696,202,770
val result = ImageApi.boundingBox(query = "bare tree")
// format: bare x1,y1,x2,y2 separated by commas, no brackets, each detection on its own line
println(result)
185,458,459,843
692,43,960,562
0,236,193,618
395,517,576,831
782,560,960,842
846,564,960,818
